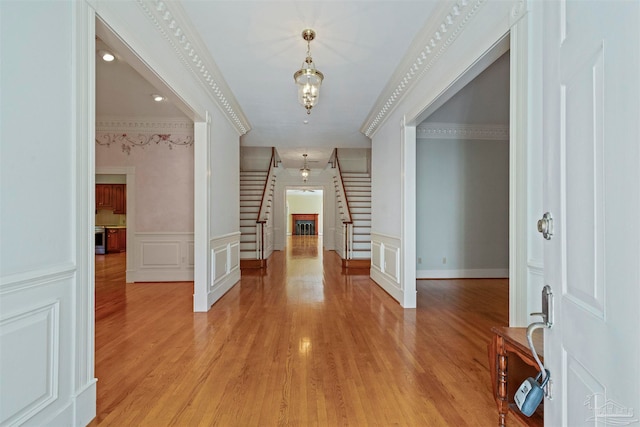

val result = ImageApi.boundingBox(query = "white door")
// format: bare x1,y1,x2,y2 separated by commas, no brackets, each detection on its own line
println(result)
542,1,640,425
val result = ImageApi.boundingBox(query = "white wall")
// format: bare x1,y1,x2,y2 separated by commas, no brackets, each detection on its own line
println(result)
416,138,509,277
1,1,96,425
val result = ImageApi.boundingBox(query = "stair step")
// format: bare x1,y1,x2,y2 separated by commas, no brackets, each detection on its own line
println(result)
350,252,372,260
352,242,371,251
240,243,257,251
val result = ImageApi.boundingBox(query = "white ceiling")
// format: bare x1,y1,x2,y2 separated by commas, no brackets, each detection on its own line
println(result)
95,1,443,170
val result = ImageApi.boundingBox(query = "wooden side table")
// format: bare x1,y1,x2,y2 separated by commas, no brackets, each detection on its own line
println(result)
488,327,544,427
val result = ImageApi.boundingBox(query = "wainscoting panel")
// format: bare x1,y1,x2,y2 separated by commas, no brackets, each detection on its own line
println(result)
132,232,194,282
0,266,79,426
0,302,59,425
370,232,403,303
141,242,180,266
207,232,241,308
213,247,227,281
187,241,195,267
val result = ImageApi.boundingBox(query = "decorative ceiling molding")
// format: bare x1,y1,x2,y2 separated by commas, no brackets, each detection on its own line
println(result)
360,0,487,138
96,117,194,133
135,0,250,135
416,122,509,140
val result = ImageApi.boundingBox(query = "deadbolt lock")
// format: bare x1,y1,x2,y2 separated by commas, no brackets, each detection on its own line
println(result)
537,212,553,240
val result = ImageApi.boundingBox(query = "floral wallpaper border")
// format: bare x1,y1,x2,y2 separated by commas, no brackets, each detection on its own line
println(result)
96,132,193,155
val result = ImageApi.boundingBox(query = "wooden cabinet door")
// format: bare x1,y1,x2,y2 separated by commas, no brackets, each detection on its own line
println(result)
112,185,126,214
106,228,119,253
96,184,113,209
118,229,126,252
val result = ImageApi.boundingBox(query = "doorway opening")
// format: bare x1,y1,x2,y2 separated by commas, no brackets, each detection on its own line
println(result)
415,51,510,284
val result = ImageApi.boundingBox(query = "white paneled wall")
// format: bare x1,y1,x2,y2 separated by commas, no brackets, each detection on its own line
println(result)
131,233,195,282
207,232,241,308
370,232,403,303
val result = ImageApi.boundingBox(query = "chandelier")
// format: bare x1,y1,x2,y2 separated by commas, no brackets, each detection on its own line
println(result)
300,154,311,182
294,29,324,115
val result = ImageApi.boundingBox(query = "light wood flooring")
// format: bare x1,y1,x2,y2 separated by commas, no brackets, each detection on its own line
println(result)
92,236,514,426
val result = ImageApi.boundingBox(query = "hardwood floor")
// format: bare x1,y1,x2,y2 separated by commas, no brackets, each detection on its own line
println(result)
92,237,513,426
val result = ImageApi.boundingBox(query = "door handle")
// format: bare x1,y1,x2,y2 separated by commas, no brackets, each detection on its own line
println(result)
537,212,553,240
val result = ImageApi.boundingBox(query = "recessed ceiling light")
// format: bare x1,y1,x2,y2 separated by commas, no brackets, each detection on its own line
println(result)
152,94,165,102
99,50,115,62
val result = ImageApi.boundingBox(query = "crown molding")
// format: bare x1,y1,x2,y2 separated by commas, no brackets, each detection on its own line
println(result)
416,122,509,140
96,116,194,133
135,0,250,135
360,0,487,138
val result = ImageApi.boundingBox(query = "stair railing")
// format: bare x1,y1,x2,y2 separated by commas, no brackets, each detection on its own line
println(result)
256,148,279,259
332,148,354,260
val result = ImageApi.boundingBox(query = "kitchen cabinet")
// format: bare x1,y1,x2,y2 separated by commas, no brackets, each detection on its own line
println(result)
112,184,126,214
118,228,126,251
96,184,126,213
96,184,113,209
106,228,126,253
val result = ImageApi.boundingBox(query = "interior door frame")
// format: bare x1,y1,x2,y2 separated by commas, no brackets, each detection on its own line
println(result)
93,15,208,309
402,11,532,325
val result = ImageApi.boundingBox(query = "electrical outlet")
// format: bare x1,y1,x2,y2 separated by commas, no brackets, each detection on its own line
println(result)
418,257,422,264
442,257,447,264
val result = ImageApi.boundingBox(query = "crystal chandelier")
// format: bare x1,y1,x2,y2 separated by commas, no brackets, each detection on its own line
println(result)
294,29,324,115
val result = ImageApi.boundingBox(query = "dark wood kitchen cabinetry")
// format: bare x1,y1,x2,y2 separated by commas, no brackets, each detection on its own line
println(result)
112,184,126,214
96,184,113,209
106,228,126,253
96,184,126,213
118,228,126,251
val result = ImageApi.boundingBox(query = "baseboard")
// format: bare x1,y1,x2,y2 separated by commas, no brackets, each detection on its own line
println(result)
370,267,403,303
416,268,508,279
131,270,194,282
207,268,240,308
342,258,371,269
38,379,96,427
73,379,97,426
240,259,267,269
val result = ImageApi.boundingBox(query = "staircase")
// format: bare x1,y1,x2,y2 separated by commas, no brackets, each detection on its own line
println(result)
342,172,371,264
240,171,269,267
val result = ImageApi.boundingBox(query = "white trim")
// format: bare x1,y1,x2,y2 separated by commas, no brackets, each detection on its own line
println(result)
400,120,417,308
508,11,530,327
416,123,509,140
75,1,97,420
134,0,250,135
417,268,509,279
370,268,404,303
72,380,97,427
205,232,241,309
130,232,194,282
193,118,209,312
361,0,488,137
0,263,76,294
370,232,404,304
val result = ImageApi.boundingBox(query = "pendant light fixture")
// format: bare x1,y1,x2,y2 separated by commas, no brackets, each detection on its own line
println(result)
300,154,311,181
294,29,324,115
